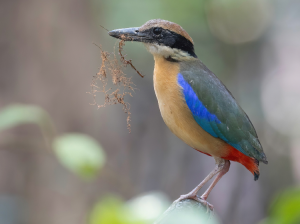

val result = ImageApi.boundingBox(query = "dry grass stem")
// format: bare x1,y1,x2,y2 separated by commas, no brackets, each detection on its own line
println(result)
89,40,143,132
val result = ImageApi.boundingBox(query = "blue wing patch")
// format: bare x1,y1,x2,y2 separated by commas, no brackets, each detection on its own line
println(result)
178,73,221,138
178,73,249,153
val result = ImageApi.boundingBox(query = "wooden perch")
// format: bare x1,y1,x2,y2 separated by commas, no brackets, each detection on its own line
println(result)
154,198,216,224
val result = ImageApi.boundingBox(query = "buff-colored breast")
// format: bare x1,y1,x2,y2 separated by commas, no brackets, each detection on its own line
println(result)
153,56,228,158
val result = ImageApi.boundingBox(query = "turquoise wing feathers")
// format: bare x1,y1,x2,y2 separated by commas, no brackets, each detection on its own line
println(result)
178,60,267,163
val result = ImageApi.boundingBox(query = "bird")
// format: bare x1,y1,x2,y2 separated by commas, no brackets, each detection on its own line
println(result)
108,19,268,208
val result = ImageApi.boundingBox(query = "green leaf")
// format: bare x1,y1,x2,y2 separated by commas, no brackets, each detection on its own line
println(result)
0,104,52,131
89,196,148,224
267,187,300,224
53,133,106,179
89,196,127,224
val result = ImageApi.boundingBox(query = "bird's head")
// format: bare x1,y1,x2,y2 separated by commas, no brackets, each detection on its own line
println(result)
109,19,197,62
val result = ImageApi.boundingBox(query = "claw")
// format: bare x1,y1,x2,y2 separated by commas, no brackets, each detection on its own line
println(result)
203,200,214,212
199,196,214,211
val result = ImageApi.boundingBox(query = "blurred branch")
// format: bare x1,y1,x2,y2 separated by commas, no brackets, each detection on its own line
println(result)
154,198,216,224
0,135,51,154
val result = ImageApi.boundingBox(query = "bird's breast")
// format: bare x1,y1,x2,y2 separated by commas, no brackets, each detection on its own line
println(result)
153,56,227,157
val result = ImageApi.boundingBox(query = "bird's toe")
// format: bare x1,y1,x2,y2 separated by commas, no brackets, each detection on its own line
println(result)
174,194,214,211
174,193,198,204
200,196,214,212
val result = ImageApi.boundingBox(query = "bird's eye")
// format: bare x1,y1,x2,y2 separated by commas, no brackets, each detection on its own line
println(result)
153,27,162,35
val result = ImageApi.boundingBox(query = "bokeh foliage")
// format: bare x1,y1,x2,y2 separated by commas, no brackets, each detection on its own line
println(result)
53,133,105,179
261,188,300,224
88,192,220,224
0,104,106,179
0,102,221,223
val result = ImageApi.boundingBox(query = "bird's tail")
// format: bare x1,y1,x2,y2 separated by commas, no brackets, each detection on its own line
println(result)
222,145,260,181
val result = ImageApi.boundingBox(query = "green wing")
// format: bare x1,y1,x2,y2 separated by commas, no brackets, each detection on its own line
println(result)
179,60,267,163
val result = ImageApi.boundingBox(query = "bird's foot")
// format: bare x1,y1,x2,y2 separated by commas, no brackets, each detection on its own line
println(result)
174,193,198,204
173,194,214,212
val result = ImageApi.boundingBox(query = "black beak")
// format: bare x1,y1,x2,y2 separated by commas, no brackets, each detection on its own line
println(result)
108,27,146,42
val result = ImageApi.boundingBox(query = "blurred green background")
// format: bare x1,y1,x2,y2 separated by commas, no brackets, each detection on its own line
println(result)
1,0,300,223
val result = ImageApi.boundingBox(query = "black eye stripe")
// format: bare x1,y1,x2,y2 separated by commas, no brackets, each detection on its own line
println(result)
153,27,162,35
141,27,197,58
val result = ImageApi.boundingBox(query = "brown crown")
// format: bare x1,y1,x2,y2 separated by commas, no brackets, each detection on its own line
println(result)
139,19,193,44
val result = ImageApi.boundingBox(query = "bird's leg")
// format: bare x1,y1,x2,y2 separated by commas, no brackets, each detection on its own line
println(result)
201,160,230,201
174,158,227,205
